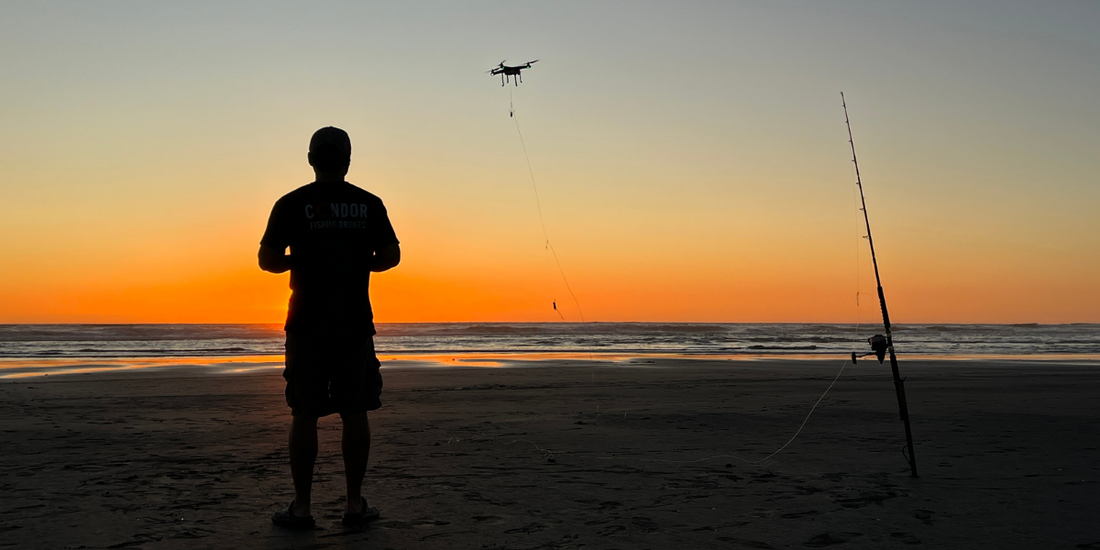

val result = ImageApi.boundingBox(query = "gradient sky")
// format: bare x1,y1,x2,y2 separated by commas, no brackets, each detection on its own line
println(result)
1,1,1098,324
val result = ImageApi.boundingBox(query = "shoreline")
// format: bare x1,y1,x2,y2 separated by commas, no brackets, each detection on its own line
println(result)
2,351,1099,379
1,351,1099,380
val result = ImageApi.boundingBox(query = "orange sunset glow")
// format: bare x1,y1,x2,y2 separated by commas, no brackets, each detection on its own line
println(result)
1,3,1098,324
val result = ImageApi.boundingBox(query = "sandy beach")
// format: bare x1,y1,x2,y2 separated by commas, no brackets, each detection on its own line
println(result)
1,358,1098,549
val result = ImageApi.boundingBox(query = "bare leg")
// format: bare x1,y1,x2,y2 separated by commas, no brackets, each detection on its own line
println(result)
341,412,371,514
289,415,318,516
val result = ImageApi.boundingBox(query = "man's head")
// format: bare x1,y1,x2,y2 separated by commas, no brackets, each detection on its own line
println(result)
308,126,352,178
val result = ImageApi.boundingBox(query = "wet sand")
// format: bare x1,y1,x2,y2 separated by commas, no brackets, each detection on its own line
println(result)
1,359,1098,549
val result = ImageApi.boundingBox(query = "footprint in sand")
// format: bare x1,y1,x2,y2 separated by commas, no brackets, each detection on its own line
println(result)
779,510,820,519
805,532,863,547
471,515,503,523
504,523,548,534
913,509,934,525
630,517,659,533
598,524,626,536
891,532,922,545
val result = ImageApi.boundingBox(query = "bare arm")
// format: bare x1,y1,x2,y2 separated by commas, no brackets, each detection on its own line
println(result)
258,244,292,273
372,243,401,272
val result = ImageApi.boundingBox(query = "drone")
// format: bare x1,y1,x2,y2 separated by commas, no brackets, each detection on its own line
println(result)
488,60,538,86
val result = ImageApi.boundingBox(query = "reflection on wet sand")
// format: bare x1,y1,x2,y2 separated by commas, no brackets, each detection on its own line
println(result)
3,351,1097,379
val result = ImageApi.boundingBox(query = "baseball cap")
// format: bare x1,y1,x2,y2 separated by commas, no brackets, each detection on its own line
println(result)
309,126,352,155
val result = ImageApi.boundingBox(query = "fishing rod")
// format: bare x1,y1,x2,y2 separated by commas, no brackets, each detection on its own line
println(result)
842,92,918,478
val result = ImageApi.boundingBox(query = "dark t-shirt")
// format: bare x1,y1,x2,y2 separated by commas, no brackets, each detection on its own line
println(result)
260,181,399,336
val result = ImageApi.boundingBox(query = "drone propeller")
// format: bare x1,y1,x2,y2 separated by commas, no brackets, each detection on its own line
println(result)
525,59,539,65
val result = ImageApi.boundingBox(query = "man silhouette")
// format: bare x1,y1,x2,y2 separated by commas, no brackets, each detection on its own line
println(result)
259,127,400,529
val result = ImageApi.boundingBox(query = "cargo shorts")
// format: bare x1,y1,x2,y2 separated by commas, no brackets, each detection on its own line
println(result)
283,332,382,417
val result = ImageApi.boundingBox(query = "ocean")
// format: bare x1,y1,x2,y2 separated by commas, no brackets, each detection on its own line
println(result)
1,323,1097,378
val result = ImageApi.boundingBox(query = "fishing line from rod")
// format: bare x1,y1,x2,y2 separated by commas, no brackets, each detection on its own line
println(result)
441,352,851,470
583,357,851,468
757,357,849,463
714,124,874,466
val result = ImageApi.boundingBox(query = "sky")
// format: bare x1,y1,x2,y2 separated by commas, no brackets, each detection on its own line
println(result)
1,1,1098,324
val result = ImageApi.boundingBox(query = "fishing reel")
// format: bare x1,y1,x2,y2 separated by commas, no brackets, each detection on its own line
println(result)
850,334,889,365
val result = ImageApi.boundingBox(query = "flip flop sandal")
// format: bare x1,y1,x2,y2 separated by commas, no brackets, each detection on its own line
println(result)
271,500,316,529
341,497,380,527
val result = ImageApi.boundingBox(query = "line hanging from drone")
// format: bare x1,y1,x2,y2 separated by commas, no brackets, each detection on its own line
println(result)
489,59,584,321
512,113,584,321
